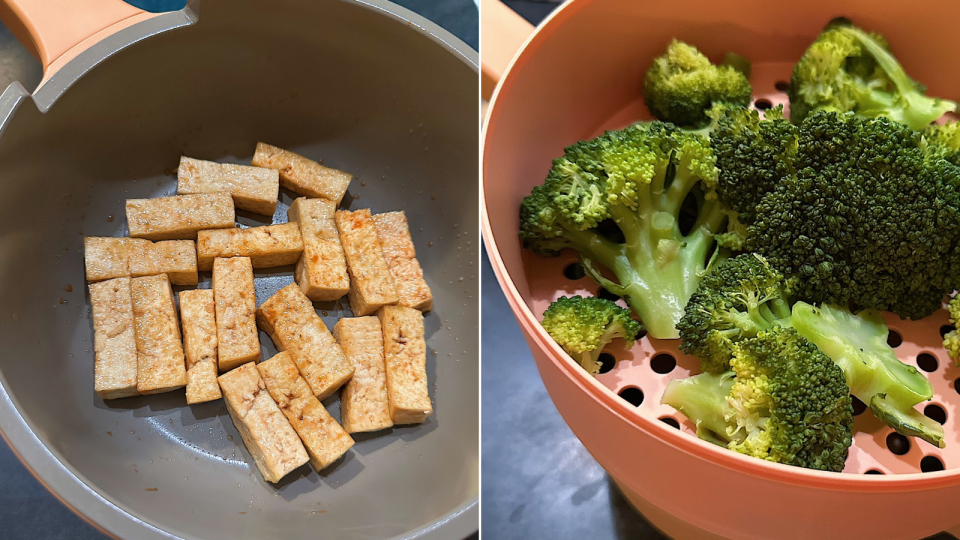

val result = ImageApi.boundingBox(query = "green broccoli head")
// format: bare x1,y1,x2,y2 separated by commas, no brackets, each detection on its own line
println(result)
541,295,642,375
943,296,960,368
789,19,956,130
643,40,753,128
662,327,854,472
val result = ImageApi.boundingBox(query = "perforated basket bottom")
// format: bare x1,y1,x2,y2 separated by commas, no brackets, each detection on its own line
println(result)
521,62,960,475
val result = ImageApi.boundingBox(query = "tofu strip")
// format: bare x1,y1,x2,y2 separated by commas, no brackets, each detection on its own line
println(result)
177,156,280,215
258,352,354,470
377,305,432,424
332,317,392,433
89,277,139,399
256,283,354,399
251,142,351,204
335,209,399,316
213,257,260,371
373,211,433,311
287,198,349,301
218,363,309,483
84,237,198,286
197,222,303,271
131,274,187,394
126,193,235,240
179,289,221,404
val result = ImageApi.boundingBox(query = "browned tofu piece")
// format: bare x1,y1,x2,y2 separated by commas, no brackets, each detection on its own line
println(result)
179,289,221,404
218,363,309,483
251,142,351,204
332,317,392,433
197,223,303,271
373,211,433,311
84,237,198,286
378,305,431,424
177,156,279,215
126,193,235,240
89,277,139,399
130,274,187,394
257,352,354,471
213,257,260,371
256,283,354,399
287,198,349,301
335,209,399,316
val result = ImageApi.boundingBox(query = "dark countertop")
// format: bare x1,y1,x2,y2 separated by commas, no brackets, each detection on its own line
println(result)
0,1,476,539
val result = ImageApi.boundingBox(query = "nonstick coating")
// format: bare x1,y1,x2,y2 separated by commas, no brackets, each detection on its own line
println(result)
0,1,478,538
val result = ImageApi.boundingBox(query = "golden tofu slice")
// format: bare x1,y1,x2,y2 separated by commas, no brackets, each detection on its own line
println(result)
332,317,392,433
335,209,399,316
378,305,432,424
131,274,187,394
257,352,354,471
179,289,221,404
197,223,303,271
287,197,349,301
251,142,351,204
218,363,309,483
373,211,433,311
213,257,260,371
84,237,198,286
177,156,280,215
126,193,235,240
256,283,354,399
89,277,139,399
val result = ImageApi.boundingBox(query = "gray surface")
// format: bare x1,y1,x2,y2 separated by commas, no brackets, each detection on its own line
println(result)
0,0,477,539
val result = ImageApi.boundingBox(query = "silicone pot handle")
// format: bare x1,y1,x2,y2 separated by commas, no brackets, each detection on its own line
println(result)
480,0,535,99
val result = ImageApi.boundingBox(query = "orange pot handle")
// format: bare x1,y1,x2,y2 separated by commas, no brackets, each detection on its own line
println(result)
480,0,536,100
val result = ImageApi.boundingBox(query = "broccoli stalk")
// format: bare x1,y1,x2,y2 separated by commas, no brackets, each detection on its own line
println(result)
540,296,642,375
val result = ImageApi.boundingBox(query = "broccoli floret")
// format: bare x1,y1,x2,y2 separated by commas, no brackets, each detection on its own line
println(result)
923,121,960,167
789,19,956,130
677,254,794,373
520,122,736,338
662,327,854,472
643,40,752,128
791,302,943,448
540,295,642,375
942,296,960,367
747,110,960,320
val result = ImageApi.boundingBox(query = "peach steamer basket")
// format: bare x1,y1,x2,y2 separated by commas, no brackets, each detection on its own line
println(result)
481,0,960,539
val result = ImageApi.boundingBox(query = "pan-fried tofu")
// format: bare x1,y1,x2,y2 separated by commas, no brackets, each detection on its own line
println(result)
378,305,432,424
84,237,198,286
287,198,349,301
251,142,351,204
335,209,399,316
89,277,139,399
256,283,354,399
373,211,433,311
218,363,309,483
179,289,221,404
197,223,303,271
177,156,280,215
213,257,260,371
257,352,354,471
332,317,392,433
126,193,235,240
130,274,187,394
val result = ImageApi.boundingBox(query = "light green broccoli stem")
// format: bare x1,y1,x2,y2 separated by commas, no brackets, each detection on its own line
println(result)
661,372,735,445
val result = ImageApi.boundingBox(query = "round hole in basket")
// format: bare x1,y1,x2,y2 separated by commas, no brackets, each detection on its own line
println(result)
886,433,911,456
659,417,680,429
921,456,946,473
650,353,676,374
618,387,645,407
774,80,790,92
864,469,884,475
887,329,902,348
925,404,948,425
754,98,773,110
917,353,939,373
597,353,616,374
940,324,954,339
851,396,867,416
562,262,586,280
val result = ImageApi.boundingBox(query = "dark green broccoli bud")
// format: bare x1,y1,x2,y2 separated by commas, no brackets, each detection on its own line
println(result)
789,20,956,129
643,40,752,128
944,296,960,367
923,121,960,167
520,122,732,339
678,254,794,373
540,295,642,375
792,302,943,448
662,327,854,472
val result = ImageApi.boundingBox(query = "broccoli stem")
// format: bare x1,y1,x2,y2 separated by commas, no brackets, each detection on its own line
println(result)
661,372,735,445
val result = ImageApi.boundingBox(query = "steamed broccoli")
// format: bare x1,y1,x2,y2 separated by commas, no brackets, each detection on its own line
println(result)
519,122,736,338
789,19,956,130
792,302,943,448
540,295,642,375
923,121,960,167
643,40,753,128
942,296,960,367
662,327,854,472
